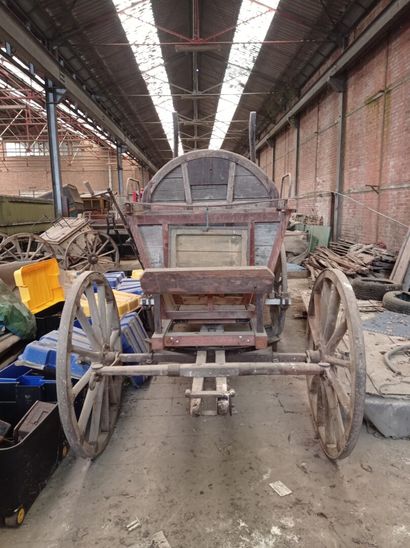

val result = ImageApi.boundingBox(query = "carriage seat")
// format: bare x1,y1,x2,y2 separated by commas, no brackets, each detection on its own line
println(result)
141,266,274,295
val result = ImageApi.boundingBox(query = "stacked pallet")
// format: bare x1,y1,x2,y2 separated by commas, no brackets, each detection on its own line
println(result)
304,240,396,280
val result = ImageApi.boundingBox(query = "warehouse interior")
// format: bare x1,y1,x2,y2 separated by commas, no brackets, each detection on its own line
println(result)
0,1,409,546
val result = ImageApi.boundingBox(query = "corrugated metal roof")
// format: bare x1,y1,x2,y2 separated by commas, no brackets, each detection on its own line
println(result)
3,0,379,167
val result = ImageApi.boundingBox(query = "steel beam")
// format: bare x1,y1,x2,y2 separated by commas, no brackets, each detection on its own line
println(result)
45,80,65,218
256,0,410,150
0,4,158,172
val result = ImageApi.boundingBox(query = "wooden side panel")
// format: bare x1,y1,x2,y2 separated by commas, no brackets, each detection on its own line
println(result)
169,227,248,267
187,157,230,185
139,225,164,267
254,222,280,266
191,184,227,201
234,165,270,199
151,166,185,202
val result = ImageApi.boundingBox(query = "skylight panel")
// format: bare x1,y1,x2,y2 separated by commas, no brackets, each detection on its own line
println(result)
209,0,279,149
114,0,181,154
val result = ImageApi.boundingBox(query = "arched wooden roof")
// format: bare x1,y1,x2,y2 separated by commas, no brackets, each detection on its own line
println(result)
142,149,279,205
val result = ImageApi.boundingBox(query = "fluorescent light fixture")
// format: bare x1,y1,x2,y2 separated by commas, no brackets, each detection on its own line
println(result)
114,0,181,154
209,0,279,149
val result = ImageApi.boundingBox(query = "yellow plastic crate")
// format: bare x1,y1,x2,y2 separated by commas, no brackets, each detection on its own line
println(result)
131,269,144,280
14,258,65,314
81,289,140,318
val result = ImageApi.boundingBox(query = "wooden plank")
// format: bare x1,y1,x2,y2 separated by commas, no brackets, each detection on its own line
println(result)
141,266,274,294
165,308,252,320
191,184,227,201
390,228,410,284
181,162,192,205
190,349,207,416
187,156,230,185
226,161,236,203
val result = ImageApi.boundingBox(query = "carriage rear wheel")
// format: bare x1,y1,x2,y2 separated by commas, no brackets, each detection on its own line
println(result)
56,272,123,458
269,244,288,339
0,233,54,264
306,269,366,460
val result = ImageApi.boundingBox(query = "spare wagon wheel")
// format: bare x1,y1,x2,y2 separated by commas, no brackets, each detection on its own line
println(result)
63,231,119,272
0,233,55,264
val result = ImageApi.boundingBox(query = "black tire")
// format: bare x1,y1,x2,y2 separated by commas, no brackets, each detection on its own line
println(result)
351,277,402,301
382,291,410,315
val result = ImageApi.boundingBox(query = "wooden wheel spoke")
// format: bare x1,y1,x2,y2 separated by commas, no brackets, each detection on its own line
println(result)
72,368,92,398
325,355,351,369
97,285,109,342
88,379,105,444
77,382,98,434
71,345,100,362
97,250,115,258
325,369,351,419
323,286,341,342
97,238,109,254
76,307,102,350
25,236,32,258
324,381,345,449
325,313,347,354
85,287,104,343
100,379,110,432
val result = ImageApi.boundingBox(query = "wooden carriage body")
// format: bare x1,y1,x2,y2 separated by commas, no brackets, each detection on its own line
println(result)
126,150,292,351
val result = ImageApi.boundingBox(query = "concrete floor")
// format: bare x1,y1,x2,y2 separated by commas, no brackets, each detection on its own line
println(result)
2,280,410,548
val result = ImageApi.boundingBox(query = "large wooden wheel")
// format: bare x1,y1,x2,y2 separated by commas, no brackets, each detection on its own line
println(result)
56,272,123,458
0,232,54,264
306,269,366,460
63,231,119,272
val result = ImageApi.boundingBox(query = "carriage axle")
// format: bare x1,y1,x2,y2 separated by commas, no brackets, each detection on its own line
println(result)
97,360,328,378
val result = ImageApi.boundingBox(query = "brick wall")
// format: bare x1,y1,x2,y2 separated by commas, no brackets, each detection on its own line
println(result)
0,143,144,196
258,7,410,251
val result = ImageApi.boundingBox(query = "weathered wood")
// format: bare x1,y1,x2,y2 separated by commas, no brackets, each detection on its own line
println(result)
390,228,410,284
141,266,274,295
190,349,207,416
226,161,236,203
144,150,279,205
181,162,193,205
169,227,248,268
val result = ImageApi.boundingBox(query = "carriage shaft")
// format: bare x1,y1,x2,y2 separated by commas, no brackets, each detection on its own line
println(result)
99,361,325,377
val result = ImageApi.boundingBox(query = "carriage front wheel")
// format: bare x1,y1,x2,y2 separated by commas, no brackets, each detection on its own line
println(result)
306,269,366,460
56,272,123,458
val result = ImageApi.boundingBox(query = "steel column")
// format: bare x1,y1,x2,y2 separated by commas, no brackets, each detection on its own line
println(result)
45,79,65,218
116,143,124,195
333,81,347,239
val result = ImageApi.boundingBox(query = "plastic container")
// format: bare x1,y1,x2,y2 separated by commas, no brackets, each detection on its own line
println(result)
104,271,126,289
14,259,64,314
131,269,144,280
80,289,140,318
116,279,143,295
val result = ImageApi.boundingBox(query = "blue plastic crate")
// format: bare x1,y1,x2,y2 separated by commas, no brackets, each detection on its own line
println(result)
116,279,143,295
104,271,126,288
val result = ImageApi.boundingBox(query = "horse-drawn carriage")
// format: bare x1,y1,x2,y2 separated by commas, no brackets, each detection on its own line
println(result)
56,149,366,461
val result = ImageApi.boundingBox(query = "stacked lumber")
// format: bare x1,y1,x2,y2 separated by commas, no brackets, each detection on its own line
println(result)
304,241,396,280
303,247,368,279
